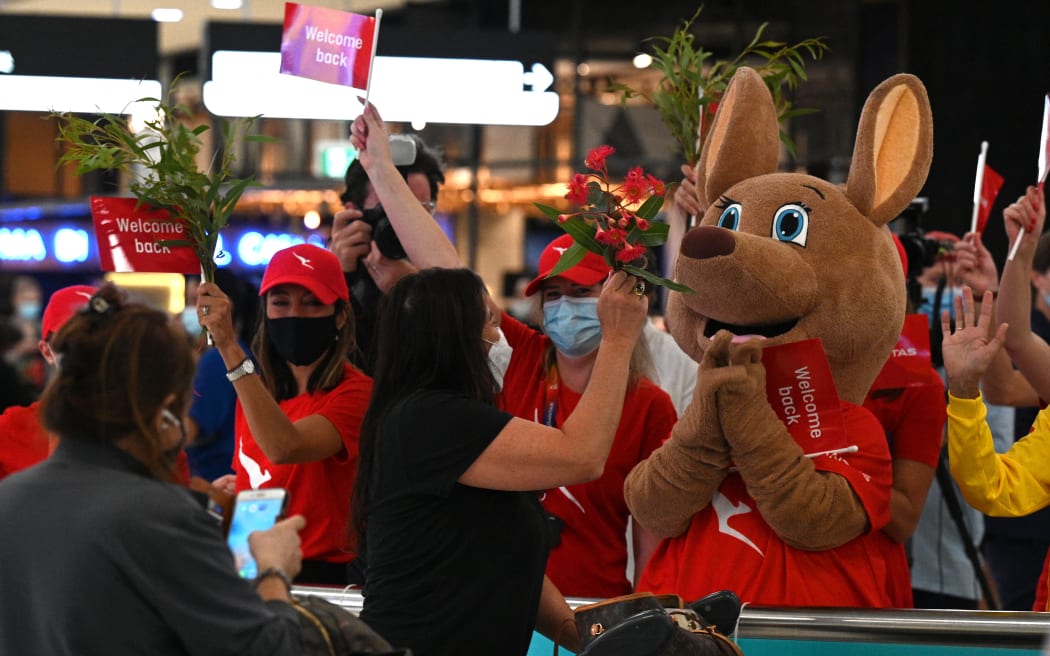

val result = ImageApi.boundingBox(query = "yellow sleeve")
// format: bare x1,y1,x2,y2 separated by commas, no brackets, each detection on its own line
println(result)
946,393,1050,516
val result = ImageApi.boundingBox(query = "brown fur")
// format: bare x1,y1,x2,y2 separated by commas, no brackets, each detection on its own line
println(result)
626,67,933,551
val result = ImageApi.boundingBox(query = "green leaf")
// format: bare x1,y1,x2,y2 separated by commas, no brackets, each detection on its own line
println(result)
535,203,565,221
628,220,670,246
621,264,695,294
635,194,666,221
546,242,590,279
157,239,195,249
558,216,603,253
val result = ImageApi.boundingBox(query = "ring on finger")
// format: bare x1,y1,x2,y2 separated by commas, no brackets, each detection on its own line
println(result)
201,306,210,316
632,281,647,296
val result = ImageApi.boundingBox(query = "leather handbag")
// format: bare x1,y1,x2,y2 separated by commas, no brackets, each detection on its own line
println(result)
571,592,743,656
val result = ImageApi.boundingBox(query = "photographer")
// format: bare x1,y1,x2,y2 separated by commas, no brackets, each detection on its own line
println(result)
330,134,445,375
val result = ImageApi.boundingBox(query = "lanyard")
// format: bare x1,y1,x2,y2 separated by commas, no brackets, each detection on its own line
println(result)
542,362,559,427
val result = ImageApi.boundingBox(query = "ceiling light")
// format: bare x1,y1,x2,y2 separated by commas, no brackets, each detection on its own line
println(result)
632,53,653,69
303,210,321,230
151,8,184,23
577,62,591,77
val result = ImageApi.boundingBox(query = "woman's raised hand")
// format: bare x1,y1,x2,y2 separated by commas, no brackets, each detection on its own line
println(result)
596,271,649,350
942,286,1007,399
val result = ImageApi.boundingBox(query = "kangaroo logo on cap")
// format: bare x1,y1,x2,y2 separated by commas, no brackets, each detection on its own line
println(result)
552,246,568,255
293,253,314,270
74,291,93,300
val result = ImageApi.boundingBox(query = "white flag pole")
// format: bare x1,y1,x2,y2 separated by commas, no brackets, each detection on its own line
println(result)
1009,95,1050,260
1008,223,1025,261
362,9,383,110
970,141,988,235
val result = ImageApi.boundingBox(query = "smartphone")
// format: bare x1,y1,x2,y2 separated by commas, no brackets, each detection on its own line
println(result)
226,488,288,580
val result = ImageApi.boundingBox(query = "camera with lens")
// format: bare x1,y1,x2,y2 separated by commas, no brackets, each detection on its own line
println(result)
357,205,407,260
889,197,953,281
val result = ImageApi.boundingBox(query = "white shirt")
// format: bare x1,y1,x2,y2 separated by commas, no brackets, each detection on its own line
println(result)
643,320,697,417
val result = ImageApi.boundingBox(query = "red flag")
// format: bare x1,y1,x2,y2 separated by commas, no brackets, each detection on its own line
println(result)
762,338,848,456
90,197,200,274
977,164,1005,234
280,3,378,91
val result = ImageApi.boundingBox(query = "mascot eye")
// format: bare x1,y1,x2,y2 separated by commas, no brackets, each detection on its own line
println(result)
771,204,809,246
717,204,742,230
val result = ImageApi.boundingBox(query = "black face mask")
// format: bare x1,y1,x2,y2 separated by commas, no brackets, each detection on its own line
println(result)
266,315,338,366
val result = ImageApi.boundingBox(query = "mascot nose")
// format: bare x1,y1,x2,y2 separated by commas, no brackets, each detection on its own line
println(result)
681,225,737,260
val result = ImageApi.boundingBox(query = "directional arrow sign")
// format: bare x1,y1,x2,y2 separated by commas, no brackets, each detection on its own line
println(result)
203,50,560,126
523,63,554,92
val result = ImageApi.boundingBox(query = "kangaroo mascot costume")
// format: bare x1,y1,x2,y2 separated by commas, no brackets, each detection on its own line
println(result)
625,66,933,607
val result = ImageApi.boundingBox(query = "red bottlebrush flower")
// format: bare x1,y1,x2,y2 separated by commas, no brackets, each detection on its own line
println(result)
647,174,666,197
617,217,630,229
596,228,627,246
585,145,615,172
622,166,647,204
566,173,589,205
616,244,647,263
635,218,651,231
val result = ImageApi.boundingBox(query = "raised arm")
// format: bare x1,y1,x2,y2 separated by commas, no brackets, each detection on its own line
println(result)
349,102,462,270
997,185,1050,396
198,282,347,464
459,271,649,490
954,229,1042,406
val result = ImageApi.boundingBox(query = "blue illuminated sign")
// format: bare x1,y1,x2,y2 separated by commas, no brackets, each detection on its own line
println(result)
0,221,326,271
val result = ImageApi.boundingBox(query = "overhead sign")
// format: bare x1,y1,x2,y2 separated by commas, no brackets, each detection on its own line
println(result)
203,50,558,126
0,76,161,114
0,15,159,114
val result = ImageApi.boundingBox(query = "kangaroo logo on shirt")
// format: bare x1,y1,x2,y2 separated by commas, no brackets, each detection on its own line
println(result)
712,492,764,557
238,438,272,489
293,252,314,270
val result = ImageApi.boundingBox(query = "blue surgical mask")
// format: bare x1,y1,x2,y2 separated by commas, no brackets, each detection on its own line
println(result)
542,297,602,358
919,285,959,331
17,301,41,321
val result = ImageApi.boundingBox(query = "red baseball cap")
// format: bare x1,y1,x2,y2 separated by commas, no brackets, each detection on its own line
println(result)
41,285,98,340
524,233,611,297
259,243,349,304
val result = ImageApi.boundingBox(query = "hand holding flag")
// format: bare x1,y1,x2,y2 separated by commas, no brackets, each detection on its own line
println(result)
1009,93,1050,260
280,3,381,98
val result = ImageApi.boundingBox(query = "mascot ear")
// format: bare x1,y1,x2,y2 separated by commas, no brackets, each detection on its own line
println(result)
697,67,780,207
845,74,933,227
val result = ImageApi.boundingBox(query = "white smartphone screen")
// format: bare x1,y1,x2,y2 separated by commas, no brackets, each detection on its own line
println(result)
226,490,287,579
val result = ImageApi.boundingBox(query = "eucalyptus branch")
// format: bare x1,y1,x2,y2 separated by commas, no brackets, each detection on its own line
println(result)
611,5,828,164
52,78,274,282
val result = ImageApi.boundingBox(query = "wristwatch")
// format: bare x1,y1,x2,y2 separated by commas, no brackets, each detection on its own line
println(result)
226,358,256,382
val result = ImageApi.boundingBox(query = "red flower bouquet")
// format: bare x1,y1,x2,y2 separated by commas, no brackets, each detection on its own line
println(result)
535,145,691,292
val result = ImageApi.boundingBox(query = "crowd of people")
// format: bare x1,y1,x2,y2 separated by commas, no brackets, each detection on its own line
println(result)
2,98,1050,654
